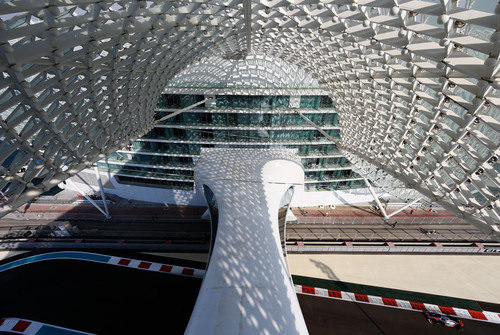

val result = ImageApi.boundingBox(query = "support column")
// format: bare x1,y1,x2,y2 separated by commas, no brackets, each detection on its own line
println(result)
93,166,110,218
364,178,388,219
386,197,422,219
186,148,308,335
243,0,252,53
66,179,110,219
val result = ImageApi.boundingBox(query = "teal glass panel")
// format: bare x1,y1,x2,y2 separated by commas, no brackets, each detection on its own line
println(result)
157,94,205,108
183,113,199,125
215,95,289,109
300,96,320,108
320,96,334,108
180,94,205,108
300,95,335,109
212,113,226,126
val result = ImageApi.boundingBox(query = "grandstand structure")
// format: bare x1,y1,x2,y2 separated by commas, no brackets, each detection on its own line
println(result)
0,1,498,238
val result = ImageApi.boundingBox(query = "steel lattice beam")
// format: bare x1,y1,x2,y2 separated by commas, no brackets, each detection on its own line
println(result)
0,1,497,237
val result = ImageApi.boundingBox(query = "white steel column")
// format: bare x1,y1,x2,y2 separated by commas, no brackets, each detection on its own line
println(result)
386,198,422,219
66,179,111,219
364,178,389,220
93,166,110,218
187,148,308,335
243,0,252,54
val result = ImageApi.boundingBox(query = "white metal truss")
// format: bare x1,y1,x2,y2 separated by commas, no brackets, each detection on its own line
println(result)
0,1,498,237
165,54,326,95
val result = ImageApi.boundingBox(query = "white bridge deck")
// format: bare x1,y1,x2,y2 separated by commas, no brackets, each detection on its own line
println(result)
186,148,308,334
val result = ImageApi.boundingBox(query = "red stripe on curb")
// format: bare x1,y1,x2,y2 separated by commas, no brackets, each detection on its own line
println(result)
439,306,456,315
328,289,342,298
295,284,500,324
410,301,426,311
138,262,151,269
182,268,194,276
160,265,172,272
12,320,31,332
118,259,131,266
0,320,4,327
382,297,398,307
468,310,487,320
355,294,369,303
302,286,315,294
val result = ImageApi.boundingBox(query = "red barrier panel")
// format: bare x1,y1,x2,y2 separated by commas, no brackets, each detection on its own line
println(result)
410,301,426,311
328,290,342,298
355,294,369,302
382,297,398,307
302,286,315,294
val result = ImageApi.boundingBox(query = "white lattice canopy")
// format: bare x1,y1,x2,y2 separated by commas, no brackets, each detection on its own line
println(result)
0,1,498,237
166,54,324,92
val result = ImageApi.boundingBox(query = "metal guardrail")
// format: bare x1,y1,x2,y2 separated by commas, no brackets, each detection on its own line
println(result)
286,227,490,242
292,217,468,225
287,245,500,254
0,240,210,251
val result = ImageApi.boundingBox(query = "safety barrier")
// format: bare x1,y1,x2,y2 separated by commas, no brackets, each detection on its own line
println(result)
287,245,500,254
293,216,467,224
107,255,205,277
295,284,500,324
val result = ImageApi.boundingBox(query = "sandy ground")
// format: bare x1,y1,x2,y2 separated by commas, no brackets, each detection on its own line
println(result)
288,253,500,304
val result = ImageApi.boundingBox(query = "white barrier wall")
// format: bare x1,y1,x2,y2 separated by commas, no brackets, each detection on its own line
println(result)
63,169,389,207
61,170,206,206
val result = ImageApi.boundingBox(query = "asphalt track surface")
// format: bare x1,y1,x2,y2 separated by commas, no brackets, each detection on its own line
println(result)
298,294,500,335
0,252,203,334
0,252,499,334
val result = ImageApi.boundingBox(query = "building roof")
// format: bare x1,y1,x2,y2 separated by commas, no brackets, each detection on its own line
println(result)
0,1,498,237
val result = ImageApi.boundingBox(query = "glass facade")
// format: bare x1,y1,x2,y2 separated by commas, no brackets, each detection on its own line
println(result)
157,111,338,127
300,95,334,109
216,95,290,109
99,94,363,190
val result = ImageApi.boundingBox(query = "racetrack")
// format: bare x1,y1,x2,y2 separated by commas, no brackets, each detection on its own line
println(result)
298,294,500,335
0,251,498,334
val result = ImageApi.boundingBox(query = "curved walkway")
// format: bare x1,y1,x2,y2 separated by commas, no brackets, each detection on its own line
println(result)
0,251,205,278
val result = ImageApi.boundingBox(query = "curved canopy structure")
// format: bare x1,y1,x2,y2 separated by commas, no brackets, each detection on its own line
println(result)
167,55,323,92
0,1,498,237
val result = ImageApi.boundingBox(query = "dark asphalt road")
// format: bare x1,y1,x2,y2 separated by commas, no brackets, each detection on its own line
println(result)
0,252,498,334
0,255,202,334
298,294,500,335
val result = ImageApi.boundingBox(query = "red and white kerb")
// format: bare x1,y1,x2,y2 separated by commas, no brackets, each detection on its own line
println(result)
295,284,500,324
0,318,95,334
107,256,205,278
0,319,43,335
